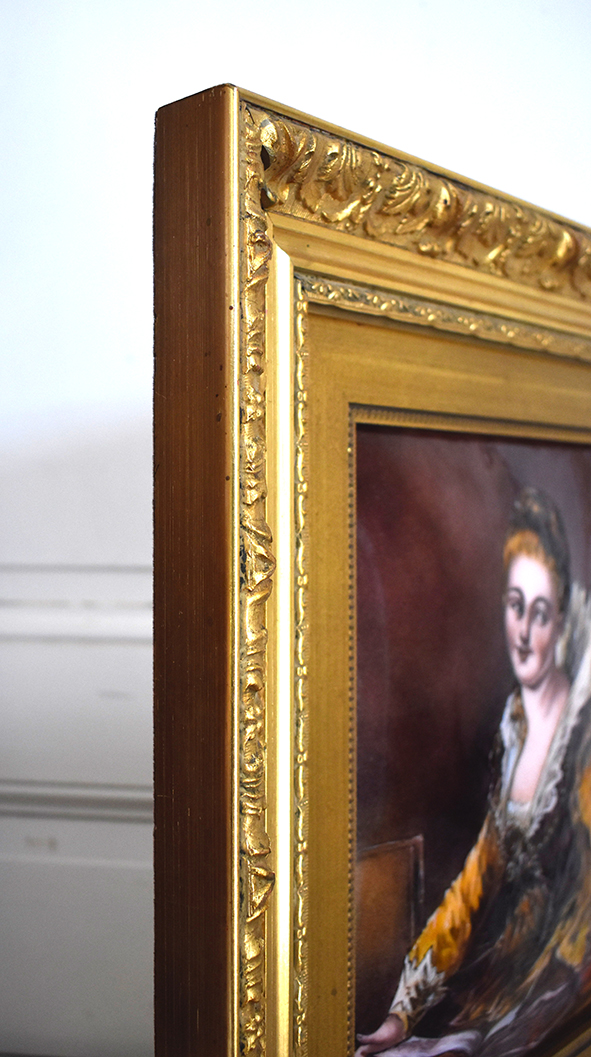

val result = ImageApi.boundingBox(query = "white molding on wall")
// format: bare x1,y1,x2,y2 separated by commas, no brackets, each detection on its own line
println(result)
0,603,152,643
0,565,152,643
0,780,153,823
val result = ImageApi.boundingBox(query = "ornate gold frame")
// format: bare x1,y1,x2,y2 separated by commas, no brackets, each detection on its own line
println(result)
153,85,591,1057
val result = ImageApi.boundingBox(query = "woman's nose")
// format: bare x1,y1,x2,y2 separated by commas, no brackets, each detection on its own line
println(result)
518,614,531,642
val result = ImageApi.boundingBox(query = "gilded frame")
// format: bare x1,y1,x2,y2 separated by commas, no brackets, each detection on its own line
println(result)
153,85,591,1057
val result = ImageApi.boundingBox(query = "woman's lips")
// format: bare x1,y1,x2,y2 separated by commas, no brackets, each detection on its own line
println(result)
517,647,532,662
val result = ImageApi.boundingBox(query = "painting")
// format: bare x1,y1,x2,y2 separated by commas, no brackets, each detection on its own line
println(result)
355,425,591,1057
154,85,591,1056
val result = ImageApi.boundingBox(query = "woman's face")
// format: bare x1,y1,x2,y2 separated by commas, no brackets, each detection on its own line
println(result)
505,553,563,689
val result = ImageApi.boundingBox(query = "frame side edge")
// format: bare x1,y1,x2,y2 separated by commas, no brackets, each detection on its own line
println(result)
153,84,237,1056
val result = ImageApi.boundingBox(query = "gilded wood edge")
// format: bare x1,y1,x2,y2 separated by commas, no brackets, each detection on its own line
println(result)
239,102,276,1056
299,276,591,362
247,105,591,305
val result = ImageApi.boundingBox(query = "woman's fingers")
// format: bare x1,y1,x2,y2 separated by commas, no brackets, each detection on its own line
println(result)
354,1013,405,1054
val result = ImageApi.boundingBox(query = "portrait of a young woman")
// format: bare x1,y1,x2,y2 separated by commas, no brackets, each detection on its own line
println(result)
355,430,591,1057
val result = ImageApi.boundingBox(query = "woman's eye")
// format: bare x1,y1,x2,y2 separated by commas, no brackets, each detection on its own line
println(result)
533,608,549,626
508,598,523,618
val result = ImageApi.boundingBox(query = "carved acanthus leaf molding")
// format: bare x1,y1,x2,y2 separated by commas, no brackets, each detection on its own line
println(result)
300,276,591,361
253,108,591,302
239,103,276,1056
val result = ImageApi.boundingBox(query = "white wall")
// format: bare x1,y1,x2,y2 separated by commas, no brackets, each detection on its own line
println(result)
0,418,152,1056
1,0,590,1053
2,0,590,456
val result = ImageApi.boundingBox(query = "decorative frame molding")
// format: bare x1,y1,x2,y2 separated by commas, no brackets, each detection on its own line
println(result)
299,275,591,362
283,282,591,1057
293,278,310,1057
238,105,277,1056
255,109,591,303
154,86,591,1057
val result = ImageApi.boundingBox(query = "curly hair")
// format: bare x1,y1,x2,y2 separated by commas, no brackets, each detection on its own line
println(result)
503,487,571,613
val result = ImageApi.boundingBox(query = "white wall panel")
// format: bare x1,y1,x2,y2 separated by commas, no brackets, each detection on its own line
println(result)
0,817,152,1057
0,640,152,787
0,550,153,1052
0,418,152,567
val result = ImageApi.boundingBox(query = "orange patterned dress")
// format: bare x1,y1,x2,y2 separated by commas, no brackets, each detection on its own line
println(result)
388,677,591,1057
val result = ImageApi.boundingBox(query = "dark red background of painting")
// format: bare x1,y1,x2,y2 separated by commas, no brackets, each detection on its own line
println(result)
356,425,591,1030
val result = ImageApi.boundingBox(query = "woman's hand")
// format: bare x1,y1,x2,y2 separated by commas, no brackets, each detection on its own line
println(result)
355,1013,405,1055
